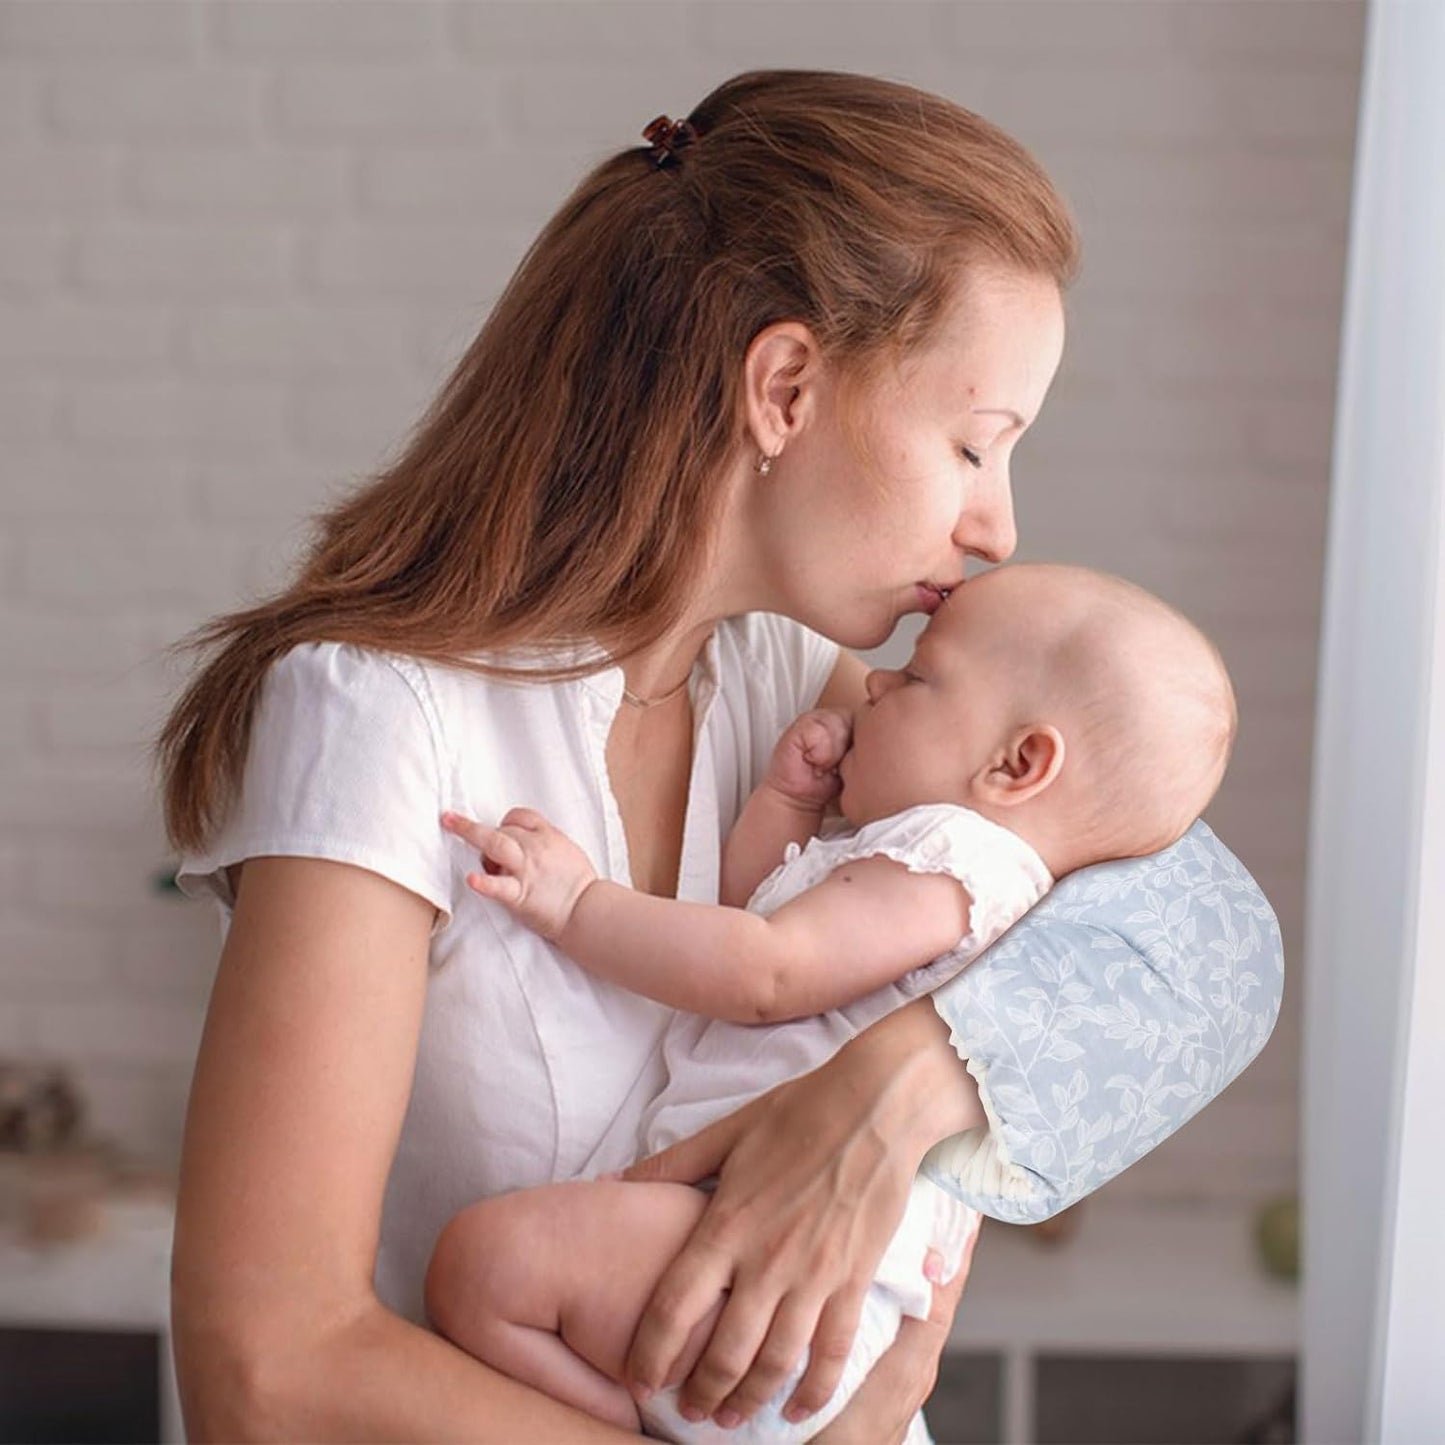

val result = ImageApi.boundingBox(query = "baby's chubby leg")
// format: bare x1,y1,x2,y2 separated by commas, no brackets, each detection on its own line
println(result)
424,1178,718,1431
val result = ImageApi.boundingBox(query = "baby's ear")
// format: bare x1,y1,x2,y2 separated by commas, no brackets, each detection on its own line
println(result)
978,724,1065,807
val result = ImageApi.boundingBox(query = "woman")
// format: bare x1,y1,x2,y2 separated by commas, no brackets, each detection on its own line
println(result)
160,71,1276,1441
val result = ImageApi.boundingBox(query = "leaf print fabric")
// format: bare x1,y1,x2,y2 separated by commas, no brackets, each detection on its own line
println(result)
920,820,1283,1223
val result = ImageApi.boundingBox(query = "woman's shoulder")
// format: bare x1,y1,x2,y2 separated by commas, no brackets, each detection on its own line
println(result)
177,639,460,925
265,639,528,749
265,639,437,718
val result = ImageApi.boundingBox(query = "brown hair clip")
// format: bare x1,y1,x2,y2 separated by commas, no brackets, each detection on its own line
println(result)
643,114,700,169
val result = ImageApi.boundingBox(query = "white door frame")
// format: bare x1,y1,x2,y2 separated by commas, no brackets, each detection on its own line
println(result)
1302,0,1445,1439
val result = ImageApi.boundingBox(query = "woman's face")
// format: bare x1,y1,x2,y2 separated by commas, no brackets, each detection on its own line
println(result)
756,265,1066,650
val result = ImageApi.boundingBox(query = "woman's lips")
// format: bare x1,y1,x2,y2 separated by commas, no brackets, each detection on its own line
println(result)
915,583,950,614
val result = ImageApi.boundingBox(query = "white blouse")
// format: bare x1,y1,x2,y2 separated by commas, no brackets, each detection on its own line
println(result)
177,615,839,1325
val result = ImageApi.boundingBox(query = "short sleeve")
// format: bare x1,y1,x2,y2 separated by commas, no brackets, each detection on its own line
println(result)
175,641,455,933
920,820,1284,1223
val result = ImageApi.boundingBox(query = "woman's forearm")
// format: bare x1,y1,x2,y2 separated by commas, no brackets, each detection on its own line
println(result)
177,1296,637,1443
839,996,986,1159
616,994,988,1422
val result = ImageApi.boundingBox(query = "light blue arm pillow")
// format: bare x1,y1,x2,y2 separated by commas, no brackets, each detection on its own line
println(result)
920,820,1284,1224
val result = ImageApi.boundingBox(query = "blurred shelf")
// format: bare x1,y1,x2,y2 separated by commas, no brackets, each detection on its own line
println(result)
949,1199,1298,1357
0,1198,179,1443
0,1198,172,1333
943,1200,1298,1445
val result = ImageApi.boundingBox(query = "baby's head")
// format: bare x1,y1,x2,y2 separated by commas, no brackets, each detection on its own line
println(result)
839,563,1236,876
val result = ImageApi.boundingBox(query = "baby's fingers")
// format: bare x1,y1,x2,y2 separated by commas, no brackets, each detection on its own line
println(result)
444,812,529,886
800,711,851,770
626,1244,734,1403
465,869,523,906
440,810,489,848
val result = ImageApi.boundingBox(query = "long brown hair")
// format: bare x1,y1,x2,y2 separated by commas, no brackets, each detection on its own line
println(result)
158,70,1079,852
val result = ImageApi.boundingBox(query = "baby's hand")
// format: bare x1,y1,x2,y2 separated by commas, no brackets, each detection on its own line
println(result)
766,709,853,808
442,807,597,940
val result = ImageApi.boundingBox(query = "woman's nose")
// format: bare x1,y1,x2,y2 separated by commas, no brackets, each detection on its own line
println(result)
956,470,1018,564
865,668,903,704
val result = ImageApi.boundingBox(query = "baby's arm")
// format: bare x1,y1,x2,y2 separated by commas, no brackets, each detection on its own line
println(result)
425,1180,718,1433
721,708,853,907
443,810,972,1024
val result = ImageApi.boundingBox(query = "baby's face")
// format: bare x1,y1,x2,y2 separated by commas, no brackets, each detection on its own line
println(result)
839,562,1236,867
838,570,1032,827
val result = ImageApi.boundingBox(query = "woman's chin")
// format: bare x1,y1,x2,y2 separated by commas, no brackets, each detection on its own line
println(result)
841,607,906,652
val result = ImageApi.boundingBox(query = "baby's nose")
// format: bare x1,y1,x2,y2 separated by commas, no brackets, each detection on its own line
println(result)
865,669,902,703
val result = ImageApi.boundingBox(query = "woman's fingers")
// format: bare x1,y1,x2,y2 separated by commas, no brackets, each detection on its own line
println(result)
623,1239,734,1401
810,1225,977,1445
779,1284,868,1422
620,1115,753,1396
713,1290,822,1425
673,1282,779,1422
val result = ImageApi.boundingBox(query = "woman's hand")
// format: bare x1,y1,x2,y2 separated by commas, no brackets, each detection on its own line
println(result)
620,998,985,1429
814,1220,979,1445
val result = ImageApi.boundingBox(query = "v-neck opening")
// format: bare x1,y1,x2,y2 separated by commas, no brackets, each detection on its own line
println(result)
580,632,723,901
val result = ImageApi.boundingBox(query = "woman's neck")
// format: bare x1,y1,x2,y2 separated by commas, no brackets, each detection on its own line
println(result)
612,484,781,700
613,619,718,705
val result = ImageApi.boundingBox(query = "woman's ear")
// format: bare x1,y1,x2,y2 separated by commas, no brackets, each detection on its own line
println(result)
976,724,1065,808
740,321,821,454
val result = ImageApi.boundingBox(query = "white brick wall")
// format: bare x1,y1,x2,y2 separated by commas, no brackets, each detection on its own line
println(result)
0,0,1363,1204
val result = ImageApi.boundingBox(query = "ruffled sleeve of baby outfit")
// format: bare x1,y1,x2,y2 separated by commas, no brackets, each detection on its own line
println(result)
920,820,1284,1223
789,803,1054,998
175,640,456,936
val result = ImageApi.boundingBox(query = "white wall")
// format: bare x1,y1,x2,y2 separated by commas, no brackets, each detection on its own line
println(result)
0,0,1363,1200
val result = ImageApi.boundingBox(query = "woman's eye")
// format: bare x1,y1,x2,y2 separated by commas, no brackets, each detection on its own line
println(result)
960,446,984,469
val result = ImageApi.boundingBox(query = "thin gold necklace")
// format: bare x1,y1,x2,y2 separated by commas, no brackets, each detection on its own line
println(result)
620,674,691,709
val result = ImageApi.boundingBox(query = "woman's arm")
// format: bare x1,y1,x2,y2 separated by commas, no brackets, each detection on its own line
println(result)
171,854,635,1442
620,996,984,1427
619,819,1287,1430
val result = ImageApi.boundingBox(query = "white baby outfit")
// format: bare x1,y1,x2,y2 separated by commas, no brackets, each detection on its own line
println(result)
638,804,1052,1445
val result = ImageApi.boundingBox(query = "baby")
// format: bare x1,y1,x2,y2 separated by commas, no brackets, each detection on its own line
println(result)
429,562,1236,1442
